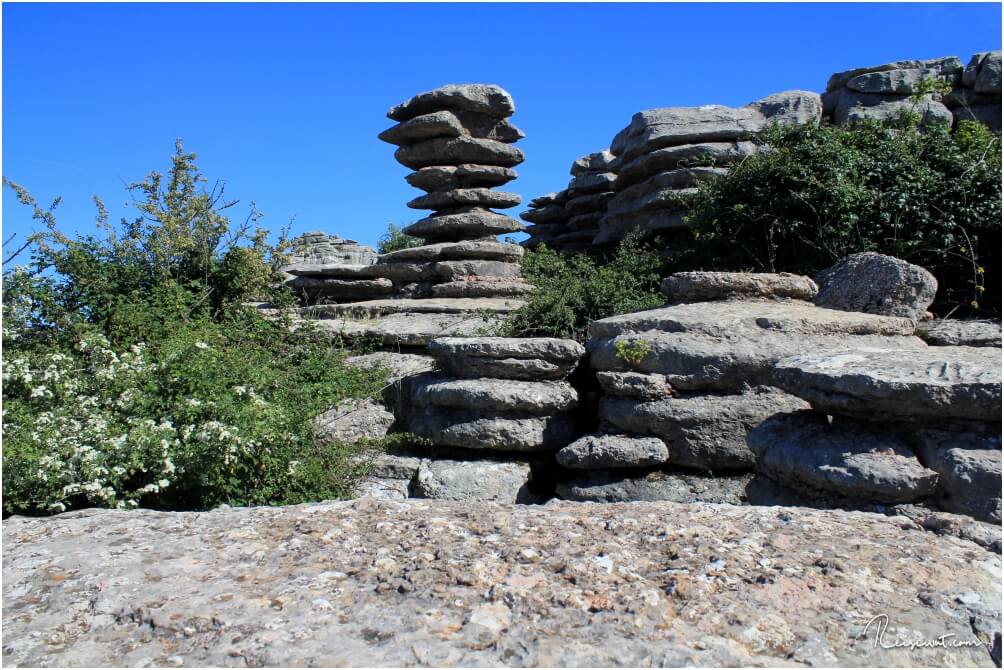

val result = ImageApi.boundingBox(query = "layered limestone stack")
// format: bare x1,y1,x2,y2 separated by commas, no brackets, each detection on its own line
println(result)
520,150,617,253
753,347,1002,524
560,270,930,502
294,85,532,347
281,232,383,302
823,51,1001,130
358,337,586,503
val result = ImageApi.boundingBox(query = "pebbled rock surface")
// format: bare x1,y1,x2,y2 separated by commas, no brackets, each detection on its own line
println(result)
771,347,1002,422
814,252,938,320
556,434,669,470
916,319,1002,348
415,459,534,503
3,499,1000,667
661,271,818,303
430,336,585,362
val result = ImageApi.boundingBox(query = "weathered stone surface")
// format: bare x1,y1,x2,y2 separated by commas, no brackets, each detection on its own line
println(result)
307,297,523,318
528,191,568,208
771,347,1002,422
433,259,521,281
405,164,517,191
430,336,585,363
614,141,757,188
815,252,938,320
846,67,959,94
346,351,435,410
594,208,690,245
567,211,605,229
362,261,439,283
570,149,616,176
408,410,578,452
415,459,533,502
429,279,533,299
519,204,570,224
567,171,617,196
388,83,515,121
826,56,963,92
954,103,1003,131
4,499,1000,667
284,263,375,278
313,398,395,446
830,90,953,127
749,411,939,503
916,319,1002,348
588,299,922,389
379,110,465,145
404,209,525,241
395,136,524,170
410,375,578,413
601,387,809,470
661,271,818,303
963,52,994,88
557,434,668,470
557,470,752,504
611,91,821,163
351,451,424,500
407,188,521,211
283,232,378,270
596,371,673,400
436,355,575,382
564,191,615,216
284,276,394,300
913,430,1003,523
380,239,524,263
974,51,1002,94
608,167,726,214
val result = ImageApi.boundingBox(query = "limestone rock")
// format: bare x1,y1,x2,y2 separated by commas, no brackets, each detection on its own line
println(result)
429,280,533,299
415,459,533,502
395,136,524,170
388,83,515,121
749,411,939,503
596,371,674,400
313,398,395,446
378,110,465,145
285,276,394,300
614,141,758,189
913,430,1003,523
963,52,994,88
570,150,616,176
404,209,525,241
520,204,570,224
557,470,752,504
771,347,1002,422
407,188,520,211
435,355,572,381
380,239,524,263
556,434,669,470
283,232,377,269
975,51,1002,94
567,172,617,196
408,410,579,452
405,164,517,191
351,451,425,500
600,387,810,470
3,499,1000,667
846,67,959,94
826,56,963,92
661,271,818,303
565,191,615,216
430,336,585,363
916,319,1002,348
410,375,578,413
815,252,938,320
830,90,953,127
433,259,521,281
607,167,725,215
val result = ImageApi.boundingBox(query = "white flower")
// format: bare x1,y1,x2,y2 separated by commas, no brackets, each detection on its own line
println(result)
30,386,48,398
195,341,209,349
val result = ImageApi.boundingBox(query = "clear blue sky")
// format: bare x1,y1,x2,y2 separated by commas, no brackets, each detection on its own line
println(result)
3,2,1001,252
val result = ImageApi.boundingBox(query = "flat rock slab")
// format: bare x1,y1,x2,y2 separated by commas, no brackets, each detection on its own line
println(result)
749,411,940,504
556,471,752,504
379,239,524,263
434,355,577,382
407,410,579,452
3,499,1000,667
596,371,674,400
430,336,585,362
395,136,524,170
556,434,669,469
403,209,526,241
302,310,517,348
661,271,818,303
407,188,521,211
429,280,533,300
410,375,578,413
313,398,395,446
913,430,1003,524
406,164,518,191
415,459,534,503
305,297,524,318
388,83,516,121
772,347,1002,421
916,320,1002,348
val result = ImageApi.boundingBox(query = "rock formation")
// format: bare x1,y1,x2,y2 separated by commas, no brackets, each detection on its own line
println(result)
814,251,938,321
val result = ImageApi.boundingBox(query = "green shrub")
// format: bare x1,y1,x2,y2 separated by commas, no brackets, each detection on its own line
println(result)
497,233,667,341
685,118,1002,316
2,142,390,515
377,223,423,254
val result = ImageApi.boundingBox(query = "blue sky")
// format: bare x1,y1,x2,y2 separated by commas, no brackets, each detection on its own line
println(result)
3,2,1001,253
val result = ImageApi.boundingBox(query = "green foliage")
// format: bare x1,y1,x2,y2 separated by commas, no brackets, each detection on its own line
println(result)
497,234,667,341
2,142,390,515
614,338,651,367
685,119,1002,315
377,223,423,254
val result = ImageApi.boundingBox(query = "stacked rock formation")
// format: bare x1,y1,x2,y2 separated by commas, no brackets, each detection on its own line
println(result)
520,151,617,253
374,84,532,301
558,270,930,502
356,337,586,503
281,232,382,302
753,346,1002,524
823,51,1002,130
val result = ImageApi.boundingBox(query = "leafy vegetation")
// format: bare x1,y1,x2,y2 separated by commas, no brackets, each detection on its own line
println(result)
685,117,1002,316
377,223,423,254
2,141,390,516
497,234,667,342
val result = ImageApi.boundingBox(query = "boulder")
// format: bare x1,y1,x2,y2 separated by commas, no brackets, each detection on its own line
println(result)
405,164,517,191
380,239,524,263
915,319,1002,348
556,434,669,470
3,499,1000,667
846,68,959,95
407,410,579,452
557,470,751,504
351,451,425,500
596,371,674,400
771,347,1002,422
395,136,524,170
830,90,953,127
409,375,578,414
661,272,818,303
570,150,616,176
963,52,994,88
407,188,521,211
430,336,585,363
403,209,525,241
313,398,396,446
974,51,1002,94
613,141,757,189
283,232,378,269
415,459,534,503
388,83,516,121
748,411,939,503
912,430,1002,523
600,387,810,470
826,56,963,92
378,110,464,145
567,172,617,196
814,252,937,320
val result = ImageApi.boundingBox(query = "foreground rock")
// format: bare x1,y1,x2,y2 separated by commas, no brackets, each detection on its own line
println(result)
4,500,1000,667
916,319,1003,348
814,252,938,321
